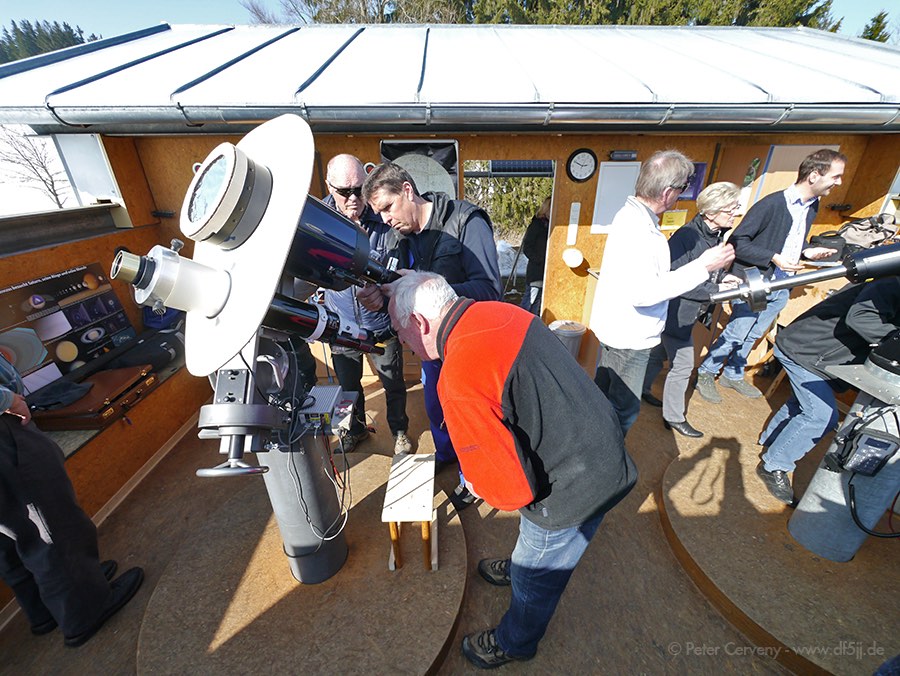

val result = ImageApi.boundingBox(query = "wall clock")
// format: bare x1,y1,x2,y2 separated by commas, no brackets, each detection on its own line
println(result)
566,148,597,183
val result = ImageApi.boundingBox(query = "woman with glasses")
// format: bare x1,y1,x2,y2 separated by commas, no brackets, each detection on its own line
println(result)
642,182,742,437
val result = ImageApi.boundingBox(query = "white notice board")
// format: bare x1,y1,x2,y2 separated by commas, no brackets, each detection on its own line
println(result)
591,161,641,233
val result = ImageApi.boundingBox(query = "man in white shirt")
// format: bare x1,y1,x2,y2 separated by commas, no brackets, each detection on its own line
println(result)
695,149,845,403
590,150,735,435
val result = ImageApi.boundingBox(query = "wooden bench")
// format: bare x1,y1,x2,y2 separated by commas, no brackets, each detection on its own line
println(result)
381,453,437,571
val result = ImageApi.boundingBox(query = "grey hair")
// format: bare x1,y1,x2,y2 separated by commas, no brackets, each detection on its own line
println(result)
634,150,694,201
697,181,741,216
390,272,458,328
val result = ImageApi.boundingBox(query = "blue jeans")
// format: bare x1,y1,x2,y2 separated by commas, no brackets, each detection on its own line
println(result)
594,343,651,436
698,288,789,381
421,359,455,463
495,511,605,658
760,346,839,473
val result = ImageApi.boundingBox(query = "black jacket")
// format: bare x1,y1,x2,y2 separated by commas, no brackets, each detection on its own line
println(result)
664,214,726,341
522,216,549,285
400,191,502,301
776,277,900,385
731,190,818,277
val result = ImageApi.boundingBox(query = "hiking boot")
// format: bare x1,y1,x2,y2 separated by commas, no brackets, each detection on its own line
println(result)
477,558,511,586
339,429,369,453
393,431,412,455
756,462,794,505
695,372,722,404
720,376,762,399
462,628,534,669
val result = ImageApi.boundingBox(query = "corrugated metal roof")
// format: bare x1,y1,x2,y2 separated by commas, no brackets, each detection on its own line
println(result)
0,23,898,134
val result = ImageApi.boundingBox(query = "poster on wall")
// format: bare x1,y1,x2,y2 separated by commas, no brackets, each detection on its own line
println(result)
0,264,136,394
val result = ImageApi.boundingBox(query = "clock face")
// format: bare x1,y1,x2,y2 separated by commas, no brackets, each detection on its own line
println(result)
567,149,597,182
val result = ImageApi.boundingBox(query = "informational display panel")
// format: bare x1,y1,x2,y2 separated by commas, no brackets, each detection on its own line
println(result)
0,264,135,393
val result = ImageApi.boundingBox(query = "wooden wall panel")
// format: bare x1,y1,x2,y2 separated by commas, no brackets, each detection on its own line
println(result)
843,135,900,219
101,136,158,228
0,225,166,331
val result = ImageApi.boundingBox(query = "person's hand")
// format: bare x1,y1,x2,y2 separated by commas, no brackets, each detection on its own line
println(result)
6,393,31,425
698,243,735,272
718,273,742,290
771,253,804,272
356,283,386,311
802,247,838,261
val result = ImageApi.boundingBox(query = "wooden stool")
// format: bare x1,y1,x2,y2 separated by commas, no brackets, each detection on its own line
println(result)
381,453,437,571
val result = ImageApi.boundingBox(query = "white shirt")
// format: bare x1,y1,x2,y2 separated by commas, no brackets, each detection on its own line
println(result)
589,196,710,350
780,183,817,267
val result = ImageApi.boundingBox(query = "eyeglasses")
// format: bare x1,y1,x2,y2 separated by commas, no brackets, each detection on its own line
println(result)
670,175,695,193
329,183,363,199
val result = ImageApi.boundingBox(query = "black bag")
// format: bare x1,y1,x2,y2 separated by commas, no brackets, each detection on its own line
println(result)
808,233,847,261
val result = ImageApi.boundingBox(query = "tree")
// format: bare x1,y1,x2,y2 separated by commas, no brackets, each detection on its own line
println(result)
0,19,99,64
0,125,71,208
859,10,891,42
241,0,471,24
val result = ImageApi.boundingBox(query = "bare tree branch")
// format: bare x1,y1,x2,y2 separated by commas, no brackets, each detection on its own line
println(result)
0,125,70,208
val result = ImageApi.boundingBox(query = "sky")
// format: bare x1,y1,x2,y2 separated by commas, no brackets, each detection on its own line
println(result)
0,0,894,39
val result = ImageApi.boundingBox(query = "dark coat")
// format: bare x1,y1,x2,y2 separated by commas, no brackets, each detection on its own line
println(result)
776,277,900,386
730,190,818,277
664,214,726,341
522,216,549,285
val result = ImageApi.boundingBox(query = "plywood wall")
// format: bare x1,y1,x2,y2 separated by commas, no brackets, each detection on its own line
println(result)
107,129,885,371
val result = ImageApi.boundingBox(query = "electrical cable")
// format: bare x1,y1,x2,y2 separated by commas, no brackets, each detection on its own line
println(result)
848,473,900,538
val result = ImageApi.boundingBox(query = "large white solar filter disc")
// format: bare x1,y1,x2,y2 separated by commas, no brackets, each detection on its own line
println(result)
183,114,314,376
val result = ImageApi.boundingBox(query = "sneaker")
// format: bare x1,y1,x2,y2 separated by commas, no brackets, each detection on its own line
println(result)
756,462,794,505
462,628,534,669
477,558,511,586
449,483,476,511
64,567,144,647
695,372,722,404
393,431,412,455
339,429,369,453
720,376,762,399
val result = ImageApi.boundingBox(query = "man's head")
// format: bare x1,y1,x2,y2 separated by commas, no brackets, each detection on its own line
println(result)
363,162,425,235
796,149,847,199
634,150,694,215
387,271,458,361
326,154,367,222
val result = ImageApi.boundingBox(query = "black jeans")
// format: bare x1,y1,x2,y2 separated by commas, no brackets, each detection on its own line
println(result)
331,336,408,436
0,416,110,635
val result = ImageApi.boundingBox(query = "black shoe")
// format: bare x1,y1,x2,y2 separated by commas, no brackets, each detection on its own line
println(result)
462,628,534,669
664,419,704,438
641,392,663,407
101,560,118,581
477,558,511,586
31,560,119,636
64,567,144,648
756,462,794,505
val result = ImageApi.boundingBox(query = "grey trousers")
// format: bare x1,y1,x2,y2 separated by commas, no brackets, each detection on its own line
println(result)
643,333,696,424
0,415,110,636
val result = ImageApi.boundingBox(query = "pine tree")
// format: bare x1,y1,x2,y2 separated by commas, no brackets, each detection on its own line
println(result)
859,11,891,42
0,19,99,64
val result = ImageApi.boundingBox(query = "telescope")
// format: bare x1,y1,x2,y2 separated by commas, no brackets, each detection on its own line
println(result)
709,243,900,311
111,115,398,584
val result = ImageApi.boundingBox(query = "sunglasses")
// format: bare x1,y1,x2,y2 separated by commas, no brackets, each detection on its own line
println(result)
670,175,695,193
330,183,363,199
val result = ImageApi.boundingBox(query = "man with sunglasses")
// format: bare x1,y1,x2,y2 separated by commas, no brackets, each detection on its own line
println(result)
589,150,735,435
321,154,411,456
695,148,845,404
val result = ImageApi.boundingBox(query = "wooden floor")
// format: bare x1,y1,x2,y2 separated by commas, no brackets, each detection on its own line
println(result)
0,374,897,675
